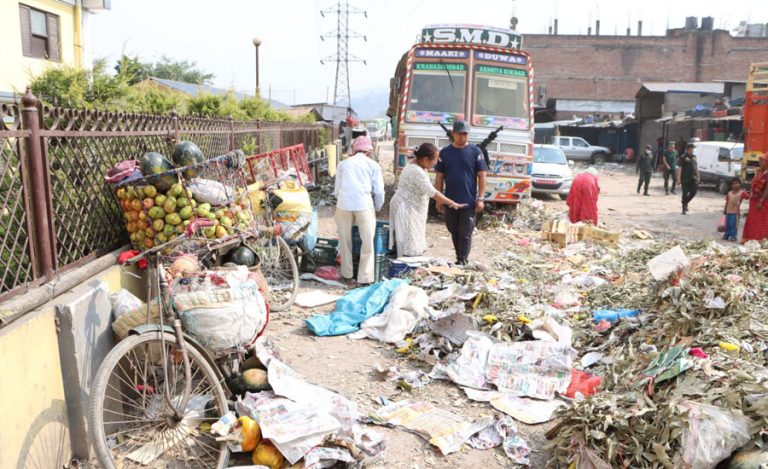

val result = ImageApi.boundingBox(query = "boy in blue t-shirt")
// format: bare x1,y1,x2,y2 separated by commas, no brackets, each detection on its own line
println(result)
434,120,488,265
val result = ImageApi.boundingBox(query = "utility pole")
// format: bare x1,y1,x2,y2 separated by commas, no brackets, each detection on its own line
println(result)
320,1,367,107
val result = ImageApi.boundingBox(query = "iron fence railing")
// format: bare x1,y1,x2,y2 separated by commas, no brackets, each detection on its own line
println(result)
0,89,323,302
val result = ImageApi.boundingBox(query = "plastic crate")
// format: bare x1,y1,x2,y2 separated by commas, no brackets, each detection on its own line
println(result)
300,237,338,272
389,259,416,278
351,253,392,283
352,220,392,255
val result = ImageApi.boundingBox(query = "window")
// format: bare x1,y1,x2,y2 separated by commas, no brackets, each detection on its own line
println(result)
405,63,466,123
534,147,567,164
19,4,60,61
472,65,529,129
573,139,589,148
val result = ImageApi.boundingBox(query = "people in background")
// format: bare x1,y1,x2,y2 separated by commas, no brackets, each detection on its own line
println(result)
389,143,466,258
661,142,678,195
434,120,488,265
742,154,768,243
636,145,654,196
567,167,600,225
677,143,700,215
723,178,748,242
333,136,385,285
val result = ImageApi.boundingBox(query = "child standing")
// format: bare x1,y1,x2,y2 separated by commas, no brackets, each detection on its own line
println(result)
723,179,748,241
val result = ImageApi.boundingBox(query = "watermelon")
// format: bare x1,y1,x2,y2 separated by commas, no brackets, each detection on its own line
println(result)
226,246,257,267
172,141,204,179
139,152,177,192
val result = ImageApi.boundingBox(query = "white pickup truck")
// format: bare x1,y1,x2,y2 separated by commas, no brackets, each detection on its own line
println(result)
551,136,612,165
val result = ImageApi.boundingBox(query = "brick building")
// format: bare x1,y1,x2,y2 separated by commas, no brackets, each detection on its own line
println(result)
524,19,768,114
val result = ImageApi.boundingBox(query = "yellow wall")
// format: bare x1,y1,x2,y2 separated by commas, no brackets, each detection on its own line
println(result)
0,264,134,467
0,0,79,94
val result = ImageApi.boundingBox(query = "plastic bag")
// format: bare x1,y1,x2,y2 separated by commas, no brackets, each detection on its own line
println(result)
315,266,339,281
717,215,726,233
679,400,752,469
187,178,233,206
110,289,143,319
563,369,601,398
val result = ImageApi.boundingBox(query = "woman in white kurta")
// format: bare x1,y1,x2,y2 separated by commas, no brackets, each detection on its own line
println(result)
390,143,466,257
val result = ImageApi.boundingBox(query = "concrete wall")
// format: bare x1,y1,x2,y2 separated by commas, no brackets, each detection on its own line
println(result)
0,0,79,94
524,29,768,102
0,261,143,465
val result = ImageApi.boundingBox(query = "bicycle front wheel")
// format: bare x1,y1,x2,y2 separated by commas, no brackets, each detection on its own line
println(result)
88,332,229,469
252,235,299,311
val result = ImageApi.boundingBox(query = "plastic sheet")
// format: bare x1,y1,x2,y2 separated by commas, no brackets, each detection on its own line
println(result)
679,400,752,469
350,285,431,344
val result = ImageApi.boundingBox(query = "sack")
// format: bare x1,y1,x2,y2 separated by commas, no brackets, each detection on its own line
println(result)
110,289,143,320
173,268,268,351
717,215,726,233
104,160,140,183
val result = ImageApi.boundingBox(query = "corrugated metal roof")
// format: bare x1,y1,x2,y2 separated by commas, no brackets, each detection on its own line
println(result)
555,99,635,113
641,82,725,94
149,77,287,109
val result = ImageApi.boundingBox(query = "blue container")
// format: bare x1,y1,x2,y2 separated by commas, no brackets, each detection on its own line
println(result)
352,220,391,255
593,308,639,323
389,260,416,278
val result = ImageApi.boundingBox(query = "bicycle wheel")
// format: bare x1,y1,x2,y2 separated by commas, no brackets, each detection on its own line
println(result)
89,332,229,469
252,235,299,311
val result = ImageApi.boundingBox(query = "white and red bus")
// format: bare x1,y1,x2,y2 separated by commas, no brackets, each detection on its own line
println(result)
388,24,534,203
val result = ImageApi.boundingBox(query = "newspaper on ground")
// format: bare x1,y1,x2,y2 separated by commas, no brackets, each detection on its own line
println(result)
486,341,575,400
648,245,690,281
372,400,493,455
462,388,565,424
443,332,494,390
431,312,478,345
295,290,341,308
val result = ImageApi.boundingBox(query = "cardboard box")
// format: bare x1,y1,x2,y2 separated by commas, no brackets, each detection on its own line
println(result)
582,226,620,247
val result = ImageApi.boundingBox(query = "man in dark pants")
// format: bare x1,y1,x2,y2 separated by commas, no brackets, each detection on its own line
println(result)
662,142,678,195
677,143,701,214
434,120,488,265
636,145,654,196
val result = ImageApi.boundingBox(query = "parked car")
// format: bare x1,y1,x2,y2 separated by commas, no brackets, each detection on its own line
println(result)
692,141,743,194
551,136,612,164
532,144,574,200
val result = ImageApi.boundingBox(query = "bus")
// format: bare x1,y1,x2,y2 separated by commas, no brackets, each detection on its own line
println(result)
388,24,534,203
742,62,768,183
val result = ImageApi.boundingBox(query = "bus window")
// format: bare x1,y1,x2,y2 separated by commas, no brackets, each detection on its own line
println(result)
406,66,466,123
472,66,529,129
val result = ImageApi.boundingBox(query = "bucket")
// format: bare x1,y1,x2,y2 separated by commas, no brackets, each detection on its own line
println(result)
388,260,415,278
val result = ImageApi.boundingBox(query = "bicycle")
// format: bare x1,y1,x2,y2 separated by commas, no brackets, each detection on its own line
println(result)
89,219,245,469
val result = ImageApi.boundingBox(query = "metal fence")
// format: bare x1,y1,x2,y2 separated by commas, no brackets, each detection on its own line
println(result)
0,89,322,302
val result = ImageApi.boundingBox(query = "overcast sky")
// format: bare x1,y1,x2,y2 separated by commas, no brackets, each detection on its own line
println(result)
90,0,766,105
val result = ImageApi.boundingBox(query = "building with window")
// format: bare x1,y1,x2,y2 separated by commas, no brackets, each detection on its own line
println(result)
0,0,110,102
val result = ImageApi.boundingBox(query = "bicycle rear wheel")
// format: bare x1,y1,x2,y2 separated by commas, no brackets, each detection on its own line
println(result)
89,332,229,469
250,235,299,311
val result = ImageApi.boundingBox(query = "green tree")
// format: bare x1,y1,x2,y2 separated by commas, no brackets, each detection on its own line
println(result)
114,54,150,86
29,59,128,109
149,55,215,85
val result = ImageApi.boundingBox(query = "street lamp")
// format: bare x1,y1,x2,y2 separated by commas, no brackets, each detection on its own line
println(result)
252,37,262,98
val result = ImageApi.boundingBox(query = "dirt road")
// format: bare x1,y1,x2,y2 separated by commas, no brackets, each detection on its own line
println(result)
263,143,730,468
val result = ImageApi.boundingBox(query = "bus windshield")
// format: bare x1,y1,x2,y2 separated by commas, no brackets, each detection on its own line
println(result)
405,65,466,123
472,65,529,129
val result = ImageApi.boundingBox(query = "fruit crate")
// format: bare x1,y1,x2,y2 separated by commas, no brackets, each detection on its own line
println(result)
352,253,392,283
109,150,255,253
300,237,339,273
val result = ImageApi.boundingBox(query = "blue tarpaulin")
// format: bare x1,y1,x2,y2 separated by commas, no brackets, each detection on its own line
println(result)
304,278,408,336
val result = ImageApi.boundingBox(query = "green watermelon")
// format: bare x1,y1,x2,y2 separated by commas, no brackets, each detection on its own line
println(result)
226,246,257,267
139,152,178,192
172,141,204,179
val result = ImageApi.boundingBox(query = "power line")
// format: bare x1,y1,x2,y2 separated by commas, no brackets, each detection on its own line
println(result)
320,1,367,107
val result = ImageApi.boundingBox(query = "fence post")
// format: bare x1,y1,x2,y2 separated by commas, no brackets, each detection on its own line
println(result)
170,108,180,145
228,116,235,151
21,88,55,280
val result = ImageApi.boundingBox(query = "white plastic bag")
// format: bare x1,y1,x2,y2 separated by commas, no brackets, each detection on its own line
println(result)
187,178,234,206
110,289,143,319
678,400,752,469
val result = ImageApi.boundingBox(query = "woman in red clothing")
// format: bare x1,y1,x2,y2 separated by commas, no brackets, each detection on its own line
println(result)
742,154,768,243
566,167,600,225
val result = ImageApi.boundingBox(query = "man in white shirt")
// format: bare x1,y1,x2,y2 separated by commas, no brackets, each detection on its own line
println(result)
334,136,385,284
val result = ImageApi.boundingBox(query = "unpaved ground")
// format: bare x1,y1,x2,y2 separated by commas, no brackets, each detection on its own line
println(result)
263,143,729,468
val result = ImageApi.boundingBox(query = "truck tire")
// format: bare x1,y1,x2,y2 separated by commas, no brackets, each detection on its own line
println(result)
591,152,608,165
717,178,729,195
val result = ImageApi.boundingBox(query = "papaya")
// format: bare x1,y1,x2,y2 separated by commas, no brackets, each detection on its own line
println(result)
238,416,261,452
171,141,204,179
242,369,270,391
242,356,265,371
139,152,178,192
729,449,768,468
251,441,284,469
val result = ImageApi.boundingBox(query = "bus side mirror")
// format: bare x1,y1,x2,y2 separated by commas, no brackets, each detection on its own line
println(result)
390,77,401,91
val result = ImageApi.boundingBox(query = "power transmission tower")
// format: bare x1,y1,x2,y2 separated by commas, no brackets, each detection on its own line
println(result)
320,1,367,107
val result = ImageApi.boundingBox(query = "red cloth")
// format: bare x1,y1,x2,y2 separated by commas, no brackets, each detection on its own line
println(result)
117,250,147,269
743,170,768,242
566,172,600,224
